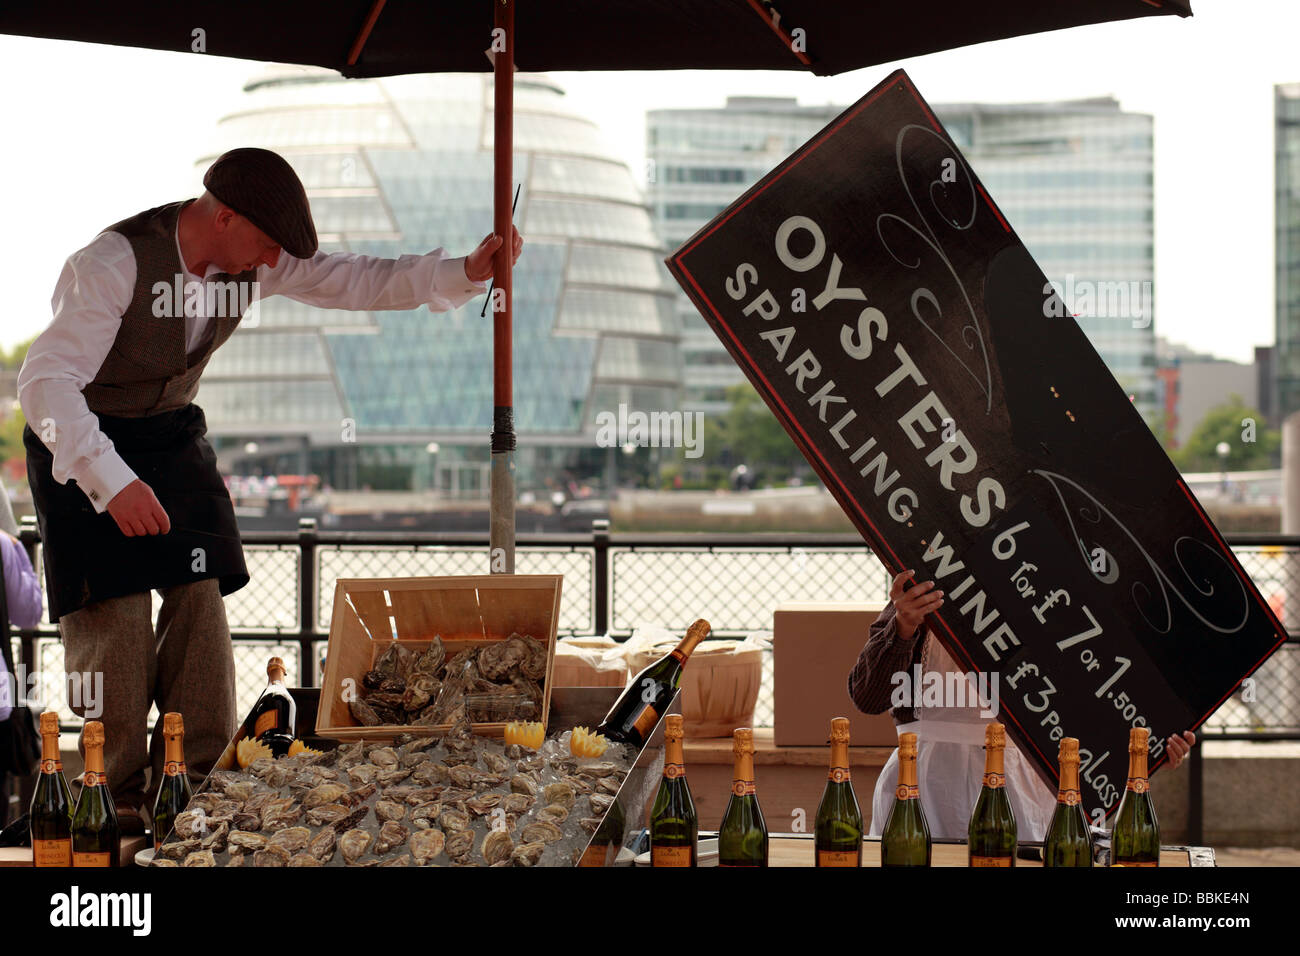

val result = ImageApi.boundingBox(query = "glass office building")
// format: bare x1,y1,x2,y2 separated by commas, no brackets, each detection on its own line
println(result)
199,66,681,492
647,98,839,416
1276,83,1300,424
649,95,1159,423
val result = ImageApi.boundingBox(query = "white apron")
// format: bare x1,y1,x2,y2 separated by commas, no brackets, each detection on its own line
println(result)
868,635,1056,841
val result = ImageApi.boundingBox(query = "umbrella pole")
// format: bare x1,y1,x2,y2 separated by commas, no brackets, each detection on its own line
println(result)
489,0,516,574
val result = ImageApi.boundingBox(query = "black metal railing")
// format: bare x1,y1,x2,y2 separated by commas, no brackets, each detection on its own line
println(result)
8,518,1299,844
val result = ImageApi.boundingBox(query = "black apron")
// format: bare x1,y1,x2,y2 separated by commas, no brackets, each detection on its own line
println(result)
25,403,249,622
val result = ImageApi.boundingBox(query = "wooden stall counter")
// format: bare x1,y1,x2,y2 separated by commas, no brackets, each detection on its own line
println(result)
765,835,1211,867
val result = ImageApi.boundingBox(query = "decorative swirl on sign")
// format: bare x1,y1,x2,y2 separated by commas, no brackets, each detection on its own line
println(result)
1030,469,1249,635
874,123,994,412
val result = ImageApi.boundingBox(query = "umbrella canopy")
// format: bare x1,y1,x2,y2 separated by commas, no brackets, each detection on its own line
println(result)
1,0,1191,77
0,0,1194,573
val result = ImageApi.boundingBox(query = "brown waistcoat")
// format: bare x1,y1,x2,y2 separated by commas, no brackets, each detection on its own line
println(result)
81,200,256,418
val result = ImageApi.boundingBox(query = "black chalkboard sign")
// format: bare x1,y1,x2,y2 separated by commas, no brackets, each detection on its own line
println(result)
665,69,1287,815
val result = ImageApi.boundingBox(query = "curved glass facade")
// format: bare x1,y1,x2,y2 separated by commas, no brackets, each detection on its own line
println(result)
199,67,680,490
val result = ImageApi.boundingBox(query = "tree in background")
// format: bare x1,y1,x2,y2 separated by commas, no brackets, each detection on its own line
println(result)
1170,394,1280,473
0,336,35,470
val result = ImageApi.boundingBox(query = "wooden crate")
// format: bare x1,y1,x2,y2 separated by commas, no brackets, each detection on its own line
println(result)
317,574,562,740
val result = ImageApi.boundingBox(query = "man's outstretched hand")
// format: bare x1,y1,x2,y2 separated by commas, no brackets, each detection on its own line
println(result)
466,225,523,282
107,479,170,537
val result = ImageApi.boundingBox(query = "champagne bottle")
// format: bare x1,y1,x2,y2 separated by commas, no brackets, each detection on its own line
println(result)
718,727,767,867
968,721,1016,867
247,656,296,757
152,713,194,851
881,731,931,867
650,714,698,867
1043,736,1094,867
71,721,120,868
1111,727,1160,867
30,711,73,867
814,717,862,867
597,620,710,748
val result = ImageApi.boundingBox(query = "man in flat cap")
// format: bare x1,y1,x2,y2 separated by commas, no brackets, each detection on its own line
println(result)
18,147,522,835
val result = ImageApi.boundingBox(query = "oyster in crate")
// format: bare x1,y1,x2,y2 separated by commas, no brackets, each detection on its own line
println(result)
339,829,373,864
410,829,446,865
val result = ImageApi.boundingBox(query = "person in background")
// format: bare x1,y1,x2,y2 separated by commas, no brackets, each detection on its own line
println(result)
0,482,44,827
848,569,1196,842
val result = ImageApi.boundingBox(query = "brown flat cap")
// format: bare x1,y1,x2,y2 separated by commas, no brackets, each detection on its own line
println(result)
203,147,318,258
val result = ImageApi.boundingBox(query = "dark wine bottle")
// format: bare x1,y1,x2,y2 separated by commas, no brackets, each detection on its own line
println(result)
881,731,931,867
814,717,862,867
650,714,698,867
968,721,1016,867
1043,736,1094,868
577,796,625,867
1111,727,1159,867
152,712,194,851
30,711,73,867
71,721,120,868
718,727,767,867
596,620,709,748
247,656,296,757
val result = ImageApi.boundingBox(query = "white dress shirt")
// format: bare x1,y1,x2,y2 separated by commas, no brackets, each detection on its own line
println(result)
19,222,486,513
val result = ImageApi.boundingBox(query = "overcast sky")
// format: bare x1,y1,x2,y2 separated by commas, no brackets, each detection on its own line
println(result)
0,2,1290,363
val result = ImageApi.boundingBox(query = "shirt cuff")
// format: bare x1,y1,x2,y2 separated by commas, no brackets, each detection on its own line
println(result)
433,255,488,305
77,450,138,514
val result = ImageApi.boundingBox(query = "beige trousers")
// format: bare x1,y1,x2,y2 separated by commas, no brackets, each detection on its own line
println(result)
58,578,236,812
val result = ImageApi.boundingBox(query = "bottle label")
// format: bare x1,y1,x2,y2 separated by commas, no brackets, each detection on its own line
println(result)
895,784,919,801
578,843,608,868
982,772,1005,789
254,710,279,737
164,760,187,777
1126,777,1149,794
82,771,106,788
631,705,659,741
663,762,686,779
1058,788,1081,806
40,759,63,774
817,849,859,867
33,839,72,867
731,779,756,796
72,851,113,867
828,766,851,783
970,855,1013,867
652,845,693,867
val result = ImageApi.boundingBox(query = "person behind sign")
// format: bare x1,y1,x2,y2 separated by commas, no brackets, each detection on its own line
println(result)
847,569,1196,841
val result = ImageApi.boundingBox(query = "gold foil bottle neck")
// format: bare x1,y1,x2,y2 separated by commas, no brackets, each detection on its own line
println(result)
83,720,105,748
39,710,60,736
898,731,919,760
732,727,754,756
267,656,287,680
162,712,185,737
1129,727,1149,754
1059,736,1080,765
664,714,684,743
829,717,851,745
984,721,1005,750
